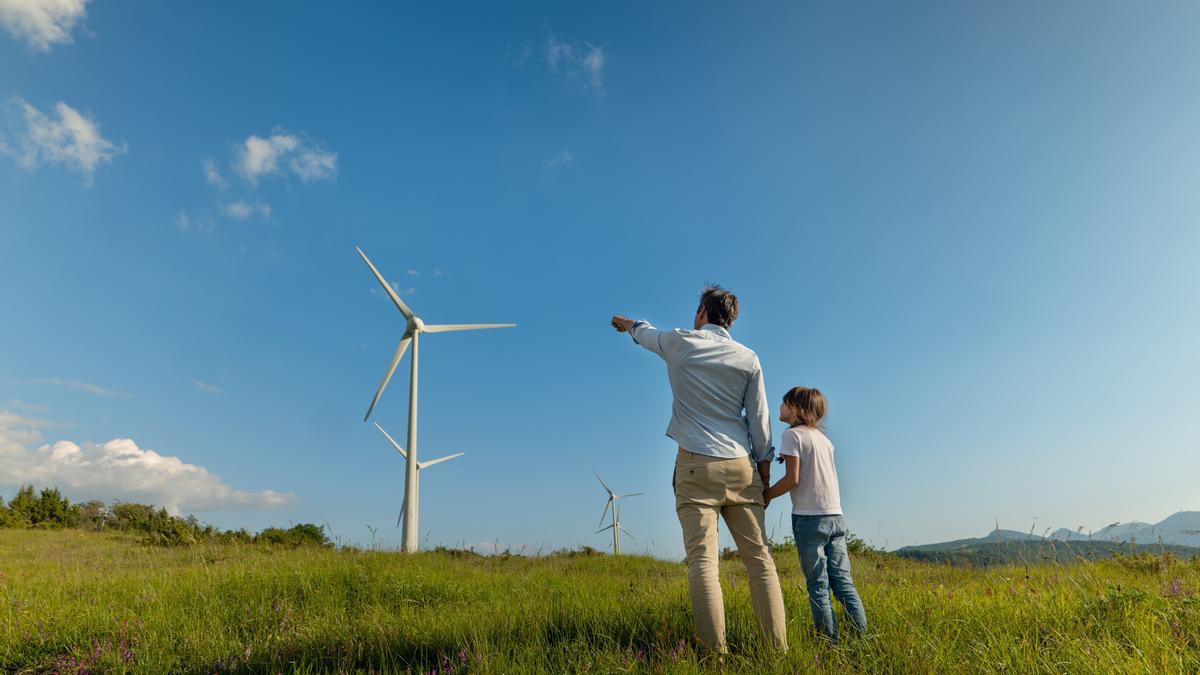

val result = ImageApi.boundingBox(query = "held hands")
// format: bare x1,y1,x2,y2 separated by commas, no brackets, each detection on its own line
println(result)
611,315,635,333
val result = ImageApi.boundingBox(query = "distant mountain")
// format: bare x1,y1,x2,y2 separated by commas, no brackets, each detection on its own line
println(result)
1049,512,1200,547
984,529,1039,542
896,538,1199,566
897,511,1200,566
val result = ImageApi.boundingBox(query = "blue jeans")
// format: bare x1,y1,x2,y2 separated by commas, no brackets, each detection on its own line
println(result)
792,514,867,641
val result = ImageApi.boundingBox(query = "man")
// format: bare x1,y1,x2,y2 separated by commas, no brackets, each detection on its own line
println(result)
611,286,787,654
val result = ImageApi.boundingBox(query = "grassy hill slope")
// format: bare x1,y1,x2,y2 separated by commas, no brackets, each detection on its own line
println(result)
2,530,1198,673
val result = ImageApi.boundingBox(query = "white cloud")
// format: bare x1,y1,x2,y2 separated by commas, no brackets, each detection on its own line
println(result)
191,380,221,394
289,147,337,183
406,269,419,276
0,414,293,514
202,158,228,189
237,133,298,183
0,0,88,52
546,34,605,92
175,210,214,236
3,97,125,184
25,377,130,398
223,200,270,220
0,409,51,429
235,130,336,185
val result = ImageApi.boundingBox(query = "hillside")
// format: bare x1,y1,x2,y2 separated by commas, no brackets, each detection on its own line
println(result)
897,537,1200,566
2,529,1198,672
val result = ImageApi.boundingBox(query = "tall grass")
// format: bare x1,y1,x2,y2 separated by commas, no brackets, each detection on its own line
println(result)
2,529,1198,672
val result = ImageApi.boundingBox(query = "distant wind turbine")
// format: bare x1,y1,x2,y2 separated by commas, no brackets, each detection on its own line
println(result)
594,471,642,555
357,245,515,553
373,421,463,528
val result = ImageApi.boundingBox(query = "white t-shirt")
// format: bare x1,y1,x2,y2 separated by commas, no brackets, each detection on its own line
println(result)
779,426,842,516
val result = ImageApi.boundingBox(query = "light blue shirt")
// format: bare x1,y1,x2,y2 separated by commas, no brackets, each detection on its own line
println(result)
629,321,774,464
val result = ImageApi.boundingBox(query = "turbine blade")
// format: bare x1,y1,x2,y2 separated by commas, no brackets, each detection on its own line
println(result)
421,323,516,333
618,492,643,498
356,246,415,320
373,422,407,458
363,336,411,421
619,525,637,540
595,524,615,534
418,452,465,470
396,507,403,528
592,471,614,495
598,499,612,529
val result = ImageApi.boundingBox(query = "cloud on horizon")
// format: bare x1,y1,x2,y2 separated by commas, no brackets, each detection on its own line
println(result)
2,97,125,184
0,410,293,515
0,0,89,52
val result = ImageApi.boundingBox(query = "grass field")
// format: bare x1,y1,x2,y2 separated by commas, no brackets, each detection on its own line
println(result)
2,530,1198,673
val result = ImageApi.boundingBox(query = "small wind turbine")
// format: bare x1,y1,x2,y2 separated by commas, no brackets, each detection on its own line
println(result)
357,245,515,553
374,421,462,526
594,471,642,555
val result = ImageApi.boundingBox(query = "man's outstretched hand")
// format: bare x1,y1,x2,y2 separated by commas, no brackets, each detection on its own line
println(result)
611,315,635,333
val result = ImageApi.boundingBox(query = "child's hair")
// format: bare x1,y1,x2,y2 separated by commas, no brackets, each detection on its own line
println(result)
782,386,826,428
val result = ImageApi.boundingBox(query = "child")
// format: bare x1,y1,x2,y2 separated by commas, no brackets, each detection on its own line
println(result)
765,386,867,641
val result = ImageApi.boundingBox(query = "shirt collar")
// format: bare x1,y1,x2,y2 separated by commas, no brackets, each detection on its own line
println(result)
700,323,732,339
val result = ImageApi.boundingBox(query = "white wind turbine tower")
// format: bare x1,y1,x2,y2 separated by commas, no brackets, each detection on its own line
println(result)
357,245,515,553
594,471,642,555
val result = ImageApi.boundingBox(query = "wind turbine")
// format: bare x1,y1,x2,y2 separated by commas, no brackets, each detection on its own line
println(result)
594,471,642,555
374,421,462,526
357,245,515,553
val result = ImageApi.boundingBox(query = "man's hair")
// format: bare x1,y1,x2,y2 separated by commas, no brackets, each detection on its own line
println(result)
783,386,827,428
698,285,739,328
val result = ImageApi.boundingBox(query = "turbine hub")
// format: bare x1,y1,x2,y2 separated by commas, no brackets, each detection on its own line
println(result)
411,317,425,332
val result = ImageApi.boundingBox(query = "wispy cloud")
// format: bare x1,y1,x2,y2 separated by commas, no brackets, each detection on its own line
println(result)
25,377,131,398
223,200,270,220
191,379,221,394
181,128,336,238
175,210,214,236
0,412,293,514
406,269,419,277
369,281,414,300
202,158,228,189
9,399,47,414
236,130,337,185
0,0,88,52
546,33,605,92
547,147,573,169
505,42,533,68
2,97,125,184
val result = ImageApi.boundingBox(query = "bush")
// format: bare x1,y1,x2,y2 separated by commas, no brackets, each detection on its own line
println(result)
254,524,329,548
3,485,77,528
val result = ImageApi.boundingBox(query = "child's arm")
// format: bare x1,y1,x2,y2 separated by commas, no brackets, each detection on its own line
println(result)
764,455,800,503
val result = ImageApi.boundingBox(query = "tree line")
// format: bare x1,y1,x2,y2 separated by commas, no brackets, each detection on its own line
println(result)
0,484,327,547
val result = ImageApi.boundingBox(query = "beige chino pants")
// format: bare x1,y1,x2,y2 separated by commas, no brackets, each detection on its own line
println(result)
674,448,788,653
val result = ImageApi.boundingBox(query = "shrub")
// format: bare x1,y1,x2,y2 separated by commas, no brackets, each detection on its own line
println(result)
4,485,77,528
254,524,329,548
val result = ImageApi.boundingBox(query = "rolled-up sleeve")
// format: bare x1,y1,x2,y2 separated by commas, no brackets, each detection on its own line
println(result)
743,360,775,464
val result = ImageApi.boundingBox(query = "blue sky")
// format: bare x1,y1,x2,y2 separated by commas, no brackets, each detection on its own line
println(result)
1,1,1198,556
